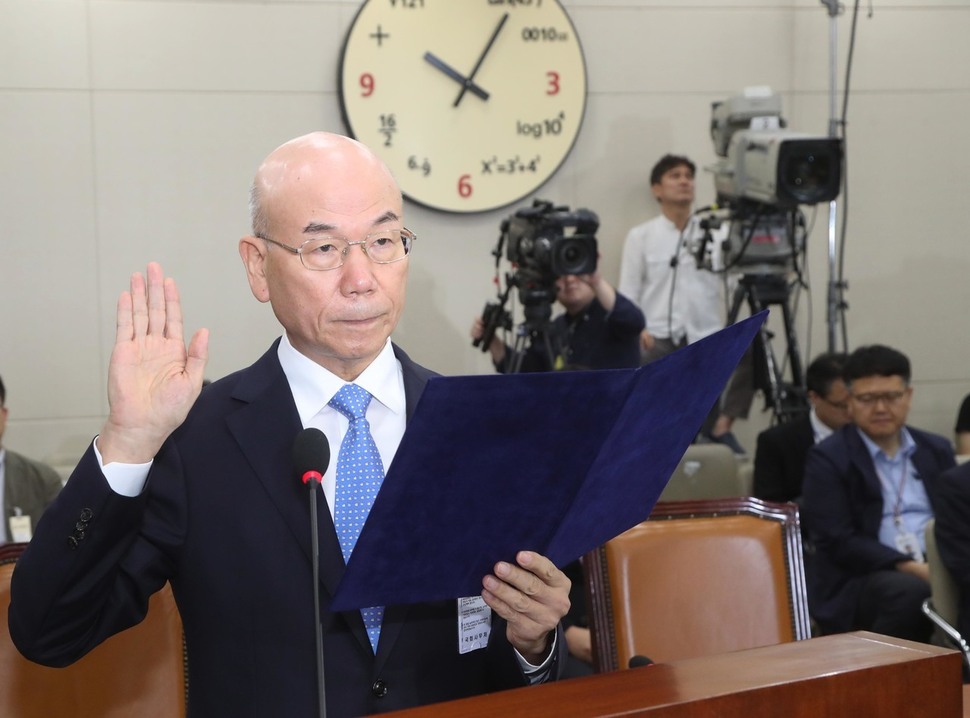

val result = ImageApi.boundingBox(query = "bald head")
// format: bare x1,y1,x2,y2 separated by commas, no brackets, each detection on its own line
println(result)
238,131,410,379
250,132,400,238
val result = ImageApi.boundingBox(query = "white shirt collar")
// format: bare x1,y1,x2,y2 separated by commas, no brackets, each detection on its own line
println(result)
277,334,404,425
857,425,917,462
809,407,835,443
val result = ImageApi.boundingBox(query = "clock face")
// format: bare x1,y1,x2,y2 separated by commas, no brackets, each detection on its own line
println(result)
339,0,587,214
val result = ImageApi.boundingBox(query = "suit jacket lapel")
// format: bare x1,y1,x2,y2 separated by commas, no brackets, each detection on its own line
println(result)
910,430,943,501
227,341,437,665
225,344,347,600
845,427,883,498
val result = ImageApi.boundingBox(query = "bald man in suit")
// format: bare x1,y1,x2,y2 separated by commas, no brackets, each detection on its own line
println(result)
9,133,569,716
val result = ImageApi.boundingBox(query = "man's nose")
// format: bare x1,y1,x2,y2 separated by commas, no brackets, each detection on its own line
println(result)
339,243,377,290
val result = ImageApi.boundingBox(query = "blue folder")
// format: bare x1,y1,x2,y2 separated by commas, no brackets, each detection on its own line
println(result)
331,311,766,611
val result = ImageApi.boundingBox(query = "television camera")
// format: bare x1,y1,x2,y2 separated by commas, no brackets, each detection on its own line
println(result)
696,88,843,424
695,87,843,275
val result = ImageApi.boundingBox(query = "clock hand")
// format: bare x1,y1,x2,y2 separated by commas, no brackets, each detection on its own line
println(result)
454,12,509,108
422,52,490,101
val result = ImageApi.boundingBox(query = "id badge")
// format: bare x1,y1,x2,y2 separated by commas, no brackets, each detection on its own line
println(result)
9,514,32,542
895,529,925,563
457,596,491,655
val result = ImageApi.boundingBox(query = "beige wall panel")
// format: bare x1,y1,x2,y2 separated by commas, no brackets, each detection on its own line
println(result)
574,6,796,94
0,0,89,89
88,0,343,91
0,92,104,453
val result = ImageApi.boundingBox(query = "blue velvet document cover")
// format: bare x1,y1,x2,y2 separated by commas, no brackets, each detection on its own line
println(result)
330,312,767,611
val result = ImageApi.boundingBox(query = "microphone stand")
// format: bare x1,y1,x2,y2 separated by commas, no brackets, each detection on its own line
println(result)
821,0,846,352
306,475,327,718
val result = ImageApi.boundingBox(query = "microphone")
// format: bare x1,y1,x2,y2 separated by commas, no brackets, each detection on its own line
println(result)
628,655,655,668
294,427,330,486
692,202,720,215
293,428,331,718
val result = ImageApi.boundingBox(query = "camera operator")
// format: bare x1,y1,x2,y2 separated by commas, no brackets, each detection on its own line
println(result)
470,269,644,374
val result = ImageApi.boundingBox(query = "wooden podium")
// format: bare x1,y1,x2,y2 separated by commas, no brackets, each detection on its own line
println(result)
389,632,962,717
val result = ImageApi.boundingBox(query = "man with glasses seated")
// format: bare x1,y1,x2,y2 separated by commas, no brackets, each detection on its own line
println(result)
753,352,850,505
802,345,955,642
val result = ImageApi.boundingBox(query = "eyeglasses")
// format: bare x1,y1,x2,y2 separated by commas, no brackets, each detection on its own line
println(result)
256,228,415,271
850,390,907,407
819,396,850,411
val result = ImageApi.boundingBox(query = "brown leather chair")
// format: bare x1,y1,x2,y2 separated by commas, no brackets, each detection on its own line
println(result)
584,497,811,672
0,542,188,718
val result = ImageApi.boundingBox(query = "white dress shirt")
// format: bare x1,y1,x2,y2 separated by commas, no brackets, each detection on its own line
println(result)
619,213,726,344
278,334,406,520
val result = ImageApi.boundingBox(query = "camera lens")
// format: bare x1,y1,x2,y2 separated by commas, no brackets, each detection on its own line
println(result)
778,138,841,204
786,153,829,195
552,236,597,276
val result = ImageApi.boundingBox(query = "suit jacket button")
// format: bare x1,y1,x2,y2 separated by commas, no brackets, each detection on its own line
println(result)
371,679,388,698
79,508,94,522
67,536,78,550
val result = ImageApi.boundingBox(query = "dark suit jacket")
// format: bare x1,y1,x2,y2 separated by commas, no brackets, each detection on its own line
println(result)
2,449,62,540
9,342,564,716
801,424,955,634
752,415,815,503
932,461,970,640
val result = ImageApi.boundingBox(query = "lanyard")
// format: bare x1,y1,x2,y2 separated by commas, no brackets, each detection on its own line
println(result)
882,455,909,527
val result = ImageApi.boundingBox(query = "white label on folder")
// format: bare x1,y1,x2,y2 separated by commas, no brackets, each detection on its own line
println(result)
457,596,491,654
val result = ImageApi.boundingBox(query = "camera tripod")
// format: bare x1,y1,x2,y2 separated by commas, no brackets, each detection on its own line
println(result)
507,301,560,374
726,273,808,424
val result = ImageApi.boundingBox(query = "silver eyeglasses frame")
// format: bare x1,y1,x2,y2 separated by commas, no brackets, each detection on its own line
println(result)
255,227,416,271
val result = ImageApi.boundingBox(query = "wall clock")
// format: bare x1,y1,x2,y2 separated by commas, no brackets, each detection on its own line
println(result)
338,0,588,213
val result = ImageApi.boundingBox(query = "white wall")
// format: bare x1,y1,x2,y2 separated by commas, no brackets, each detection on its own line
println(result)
2,0,969,466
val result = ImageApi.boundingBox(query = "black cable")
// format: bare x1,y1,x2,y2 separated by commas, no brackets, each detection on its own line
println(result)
664,216,693,345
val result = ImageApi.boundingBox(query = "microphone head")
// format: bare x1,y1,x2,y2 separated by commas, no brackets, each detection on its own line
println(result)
628,655,655,668
292,428,331,485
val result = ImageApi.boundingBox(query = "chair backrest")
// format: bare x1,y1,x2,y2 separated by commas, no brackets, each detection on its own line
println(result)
659,443,742,501
0,543,188,718
584,497,811,672
925,518,961,627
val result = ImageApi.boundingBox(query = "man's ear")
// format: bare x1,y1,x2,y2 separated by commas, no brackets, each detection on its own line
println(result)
239,236,271,303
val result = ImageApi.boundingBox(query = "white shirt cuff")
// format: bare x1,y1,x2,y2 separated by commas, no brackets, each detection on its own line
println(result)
93,436,152,497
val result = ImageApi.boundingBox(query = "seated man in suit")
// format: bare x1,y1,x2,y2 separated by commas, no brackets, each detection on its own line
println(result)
802,344,954,642
753,352,850,504
9,132,570,716
0,374,62,543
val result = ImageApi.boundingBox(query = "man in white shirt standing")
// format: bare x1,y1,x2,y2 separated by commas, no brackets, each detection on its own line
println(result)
619,154,749,453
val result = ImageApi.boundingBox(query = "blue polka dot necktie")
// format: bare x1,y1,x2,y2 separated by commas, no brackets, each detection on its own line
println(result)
329,383,385,653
